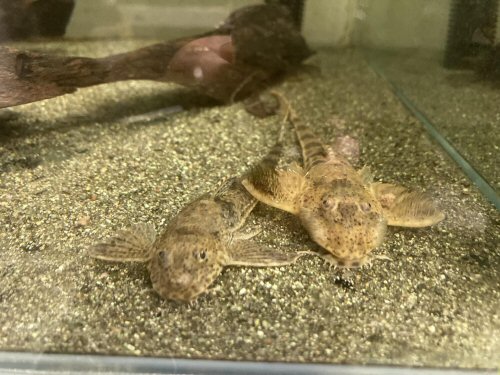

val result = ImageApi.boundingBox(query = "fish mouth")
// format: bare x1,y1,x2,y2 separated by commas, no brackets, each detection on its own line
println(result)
300,208,387,261
173,273,193,287
156,289,201,303
149,262,222,302
325,255,363,268
153,277,206,302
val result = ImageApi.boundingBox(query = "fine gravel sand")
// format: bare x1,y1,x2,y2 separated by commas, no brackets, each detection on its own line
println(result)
366,48,500,193
0,41,498,368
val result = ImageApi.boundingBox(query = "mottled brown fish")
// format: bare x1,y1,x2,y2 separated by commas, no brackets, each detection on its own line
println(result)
242,101,445,268
88,176,311,302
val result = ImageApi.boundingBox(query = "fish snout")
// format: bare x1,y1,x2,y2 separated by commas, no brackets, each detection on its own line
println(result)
172,272,194,288
337,202,358,218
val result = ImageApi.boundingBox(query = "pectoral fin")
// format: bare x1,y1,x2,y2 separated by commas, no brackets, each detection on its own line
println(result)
226,240,313,267
212,176,238,198
88,222,156,262
242,167,304,215
371,183,445,227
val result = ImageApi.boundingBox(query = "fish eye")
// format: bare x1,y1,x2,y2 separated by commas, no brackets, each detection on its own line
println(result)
193,249,208,261
158,250,168,266
321,194,336,209
360,202,372,212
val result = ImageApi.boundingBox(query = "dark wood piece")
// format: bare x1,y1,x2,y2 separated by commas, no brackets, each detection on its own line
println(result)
0,4,312,109
0,0,75,41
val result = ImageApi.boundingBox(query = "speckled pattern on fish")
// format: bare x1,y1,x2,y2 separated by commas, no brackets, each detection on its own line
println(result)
89,176,311,302
0,42,498,367
243,101,445,267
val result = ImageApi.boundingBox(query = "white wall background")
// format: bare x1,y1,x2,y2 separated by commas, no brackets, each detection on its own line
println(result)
65,0,453,50
302,0,357,46
66,0,260,39
66,0,357,45
355,0,451,50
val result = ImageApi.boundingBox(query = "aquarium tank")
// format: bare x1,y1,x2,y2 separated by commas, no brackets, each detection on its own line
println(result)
0,0,498,374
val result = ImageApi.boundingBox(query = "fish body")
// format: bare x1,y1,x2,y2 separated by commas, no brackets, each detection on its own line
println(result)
147,178,256,301
243,104,445,267
290,120,387,266
89,176,309,302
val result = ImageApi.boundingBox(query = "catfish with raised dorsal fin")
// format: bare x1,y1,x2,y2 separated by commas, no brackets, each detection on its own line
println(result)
242,98,445,268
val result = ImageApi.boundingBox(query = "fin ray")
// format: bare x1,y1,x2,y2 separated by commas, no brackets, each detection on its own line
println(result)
226,240,313,266
371,183,445,227
88,222,156,262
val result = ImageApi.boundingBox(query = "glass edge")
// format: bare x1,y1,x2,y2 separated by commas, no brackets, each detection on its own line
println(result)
0,351,497,375
364,53,500,211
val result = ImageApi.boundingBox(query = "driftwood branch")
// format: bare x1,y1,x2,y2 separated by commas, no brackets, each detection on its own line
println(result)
0,4,312,109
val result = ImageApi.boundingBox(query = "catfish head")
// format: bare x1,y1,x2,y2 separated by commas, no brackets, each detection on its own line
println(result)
298,178,387,267
149,231,226,302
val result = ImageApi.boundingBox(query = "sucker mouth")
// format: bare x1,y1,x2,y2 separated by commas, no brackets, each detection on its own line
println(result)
172,272,193,288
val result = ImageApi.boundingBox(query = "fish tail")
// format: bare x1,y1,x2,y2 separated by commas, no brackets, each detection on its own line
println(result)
243,136,284,200
243,100,288,195
269,91,327,170
213,178,257,231
268,90,291,144
292,118,327,171
260,140,284,169
243,91,290,188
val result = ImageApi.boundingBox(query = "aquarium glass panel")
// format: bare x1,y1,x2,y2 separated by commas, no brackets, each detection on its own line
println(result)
0,1,498,373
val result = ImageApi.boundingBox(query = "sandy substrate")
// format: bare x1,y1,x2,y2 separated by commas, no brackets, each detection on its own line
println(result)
0,41,499,368
366,48,500,193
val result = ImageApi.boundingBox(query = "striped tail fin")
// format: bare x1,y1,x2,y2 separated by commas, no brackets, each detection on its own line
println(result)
243,91,290,189
242,92,305,215
291,117,328,171
243,126,286,197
